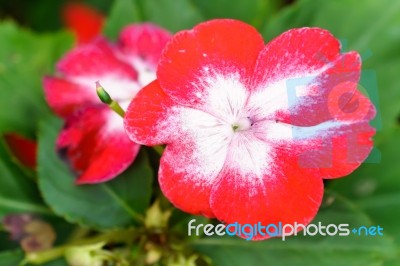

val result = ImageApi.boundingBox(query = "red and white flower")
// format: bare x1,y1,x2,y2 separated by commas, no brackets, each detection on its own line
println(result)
43,24,171,184
124,19,376,239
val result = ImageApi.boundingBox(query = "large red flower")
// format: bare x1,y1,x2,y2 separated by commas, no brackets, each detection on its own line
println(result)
124,19,376,239
43,24,171,184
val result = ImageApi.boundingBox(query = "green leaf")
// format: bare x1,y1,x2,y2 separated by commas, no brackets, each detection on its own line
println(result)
0,250,67,266
105,0,204,34
0,21,73,137
330,129,400,246
103,0,142,40
0,231,19,250
0,139,50,218
104,0,281,39
191,0,280,29
38,116,153,229
39,258,69,266
138,0,204,32
0,250,24,265
191,191,396,266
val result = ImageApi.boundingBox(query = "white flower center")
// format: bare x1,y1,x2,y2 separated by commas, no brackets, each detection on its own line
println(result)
171,64,357,184
232,117,252,132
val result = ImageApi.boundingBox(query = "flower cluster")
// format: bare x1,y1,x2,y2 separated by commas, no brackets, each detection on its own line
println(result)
43,24,171,184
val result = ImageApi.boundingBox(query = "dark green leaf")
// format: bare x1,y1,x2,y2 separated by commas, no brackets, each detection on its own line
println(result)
0,249,24,264
38,116,153,229
0,249,67,266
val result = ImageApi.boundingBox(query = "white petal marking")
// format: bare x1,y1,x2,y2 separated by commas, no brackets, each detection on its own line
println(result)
71,75,140,102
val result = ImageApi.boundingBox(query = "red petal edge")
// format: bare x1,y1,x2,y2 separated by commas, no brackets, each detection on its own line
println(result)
157,19,264,107
117,23,172,67
124,80,176,146
58,106,140,184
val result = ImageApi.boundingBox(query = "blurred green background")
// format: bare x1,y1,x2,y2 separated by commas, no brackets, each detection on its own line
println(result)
0,0,399,265
0,0,111,31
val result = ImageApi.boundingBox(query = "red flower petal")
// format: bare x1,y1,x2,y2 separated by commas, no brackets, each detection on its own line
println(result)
126,82,230,217
3,133,37,169
156,106,235,217
210,145,323,240
252,116,375,179
251,28,365,126
57,106,140,184
159,142,220,218
43,77,97,117
253,28,340,89
44,39,141,117
118,23,171,67
124,81,176,146
157,19,264,108
243,28,376,179
319,129,375,179
57,38,137,81
62,2,104,44
44,23,171,185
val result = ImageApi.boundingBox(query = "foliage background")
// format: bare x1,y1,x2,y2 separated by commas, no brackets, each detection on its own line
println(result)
0,0,399,265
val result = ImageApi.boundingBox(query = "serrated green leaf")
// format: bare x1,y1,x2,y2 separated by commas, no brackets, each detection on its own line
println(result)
191,191,396,266
38,116,153,229
0,139,50,218
0,21,73,137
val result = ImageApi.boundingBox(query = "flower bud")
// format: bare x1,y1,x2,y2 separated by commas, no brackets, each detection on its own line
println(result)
96,81,112,104
65,242,105,266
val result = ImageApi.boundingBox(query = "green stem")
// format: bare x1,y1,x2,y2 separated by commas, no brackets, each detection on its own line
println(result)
109,100,125,118
96,82,165,156
152,145,165,156
96,81,125,118
22,229,138,265
23,246,66,265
